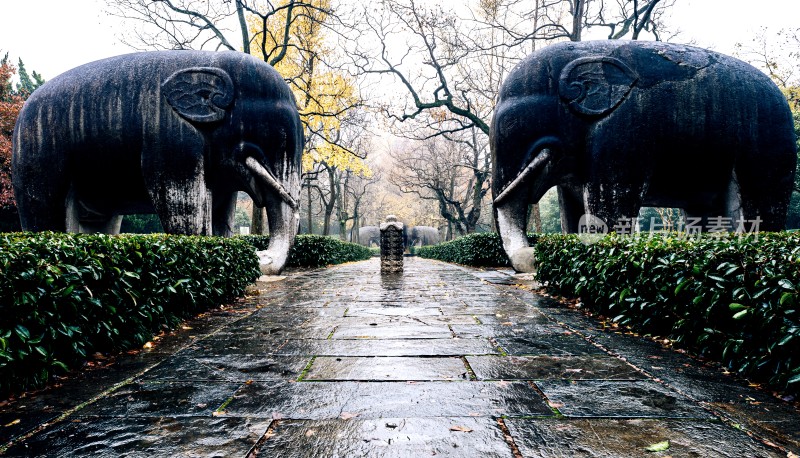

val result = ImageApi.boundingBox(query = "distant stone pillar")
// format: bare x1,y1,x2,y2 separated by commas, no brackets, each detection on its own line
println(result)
380,215,404,273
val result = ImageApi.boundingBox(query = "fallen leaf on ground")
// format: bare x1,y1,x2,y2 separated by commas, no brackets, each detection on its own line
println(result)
340,412,359,420
212,410,226,417
645,440,670,452
305,429,317,437
449,425,473,433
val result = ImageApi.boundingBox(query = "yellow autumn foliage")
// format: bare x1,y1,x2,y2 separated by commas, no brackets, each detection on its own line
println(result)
247,0,369,177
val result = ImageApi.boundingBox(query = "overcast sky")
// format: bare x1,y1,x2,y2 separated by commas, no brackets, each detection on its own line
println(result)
1,0,799,81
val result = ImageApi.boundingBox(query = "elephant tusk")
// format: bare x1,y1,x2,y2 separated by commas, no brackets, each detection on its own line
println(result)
494,148,553,206
245,156,299,210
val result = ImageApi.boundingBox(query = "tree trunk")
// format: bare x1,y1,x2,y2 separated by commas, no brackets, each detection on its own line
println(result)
337,175,347,241
351,208,360,243
306,179,313,234
528,203,542,233
251,206,267,235
571,0,585,41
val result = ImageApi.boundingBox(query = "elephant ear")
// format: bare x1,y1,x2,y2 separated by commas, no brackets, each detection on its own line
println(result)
558,56,638,117
162,67,235,123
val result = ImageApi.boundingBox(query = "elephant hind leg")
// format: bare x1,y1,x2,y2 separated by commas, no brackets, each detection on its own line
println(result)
16,192,68,232
14,166,69,232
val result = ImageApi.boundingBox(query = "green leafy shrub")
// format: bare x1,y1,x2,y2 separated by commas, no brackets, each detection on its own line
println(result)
239,234,372,267
533,232,800,394
417,232,513,267
0,232,259,396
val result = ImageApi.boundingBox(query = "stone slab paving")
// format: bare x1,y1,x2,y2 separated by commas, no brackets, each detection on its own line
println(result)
1,257,798,457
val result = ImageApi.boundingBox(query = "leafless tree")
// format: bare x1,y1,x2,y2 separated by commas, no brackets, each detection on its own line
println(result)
389,134,489,236
475,0,674,45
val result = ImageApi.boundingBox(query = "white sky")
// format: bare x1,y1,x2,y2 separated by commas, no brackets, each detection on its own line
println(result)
0,0,799,81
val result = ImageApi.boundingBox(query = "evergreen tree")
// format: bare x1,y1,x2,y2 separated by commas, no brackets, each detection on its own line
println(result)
15,58,44,96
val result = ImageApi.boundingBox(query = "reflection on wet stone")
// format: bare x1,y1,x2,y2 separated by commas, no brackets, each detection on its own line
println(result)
253,417,515,458
225,381,553,419
467,355,645,381
506,418,783,458
305,357,469,381
534,380,713,419
2,416,271,458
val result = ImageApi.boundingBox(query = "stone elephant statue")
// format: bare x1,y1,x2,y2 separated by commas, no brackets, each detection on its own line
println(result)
353,226,380,247
407,226,440,247
490,40,797,272
12,50,303,274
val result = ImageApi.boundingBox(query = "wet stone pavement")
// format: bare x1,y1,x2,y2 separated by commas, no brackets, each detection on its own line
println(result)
1,257,799,457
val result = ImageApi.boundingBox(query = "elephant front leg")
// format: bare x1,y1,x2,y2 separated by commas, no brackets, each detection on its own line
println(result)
149,179,213,236
495,196,536,273
557,185,585,233
583,182,641,235
212,190,238,237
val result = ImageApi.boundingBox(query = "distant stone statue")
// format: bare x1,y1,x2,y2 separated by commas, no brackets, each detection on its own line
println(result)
12,50,303,274
490,40,797,272
380,215,404,273
408,225,440,247
353,225,380,247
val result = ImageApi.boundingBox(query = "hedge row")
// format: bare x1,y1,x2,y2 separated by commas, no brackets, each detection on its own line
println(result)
0,233,260,396
534,232,800,394
416,232,512,267
239,234,372,267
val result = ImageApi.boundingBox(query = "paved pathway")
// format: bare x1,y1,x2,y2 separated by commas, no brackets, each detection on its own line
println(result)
1,257,798,457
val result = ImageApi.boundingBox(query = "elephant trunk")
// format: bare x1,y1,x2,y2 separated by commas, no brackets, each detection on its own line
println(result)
258,198,299,275
494,146,554,206
244,155,300,275
493,146,559,273
496,197,537,273
244,156,298,210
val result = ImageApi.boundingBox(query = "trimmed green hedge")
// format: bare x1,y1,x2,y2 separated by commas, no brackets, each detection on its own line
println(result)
534,232,800,394
239,234,372,267
416,232,513,267
0,233,259,396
